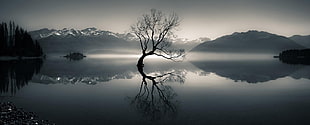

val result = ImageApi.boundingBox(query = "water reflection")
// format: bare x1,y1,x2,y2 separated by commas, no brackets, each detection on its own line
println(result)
0,59,43,94
191,60,309,83
31,73,135,85
30,58,137,85
128,66,186,121
2,57,309,95
1,57,310,124
30,58,190,85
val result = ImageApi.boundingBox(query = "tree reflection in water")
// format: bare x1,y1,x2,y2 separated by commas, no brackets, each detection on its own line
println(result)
129,65,186,121
0,59,43,94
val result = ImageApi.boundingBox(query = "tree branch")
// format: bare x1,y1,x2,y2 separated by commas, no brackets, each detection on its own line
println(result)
132,9,183,61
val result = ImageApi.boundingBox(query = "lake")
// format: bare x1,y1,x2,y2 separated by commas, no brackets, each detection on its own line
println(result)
1,54,310,125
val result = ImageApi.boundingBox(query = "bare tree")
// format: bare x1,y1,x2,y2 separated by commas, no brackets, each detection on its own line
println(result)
131,9,185,67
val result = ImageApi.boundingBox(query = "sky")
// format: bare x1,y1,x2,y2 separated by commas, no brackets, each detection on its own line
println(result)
0,0,309,40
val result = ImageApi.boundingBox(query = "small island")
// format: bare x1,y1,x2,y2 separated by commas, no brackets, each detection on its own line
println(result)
278,49,310,65
64,52,86,60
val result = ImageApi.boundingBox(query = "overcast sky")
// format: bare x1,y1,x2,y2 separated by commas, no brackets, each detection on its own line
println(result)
0,0,309,39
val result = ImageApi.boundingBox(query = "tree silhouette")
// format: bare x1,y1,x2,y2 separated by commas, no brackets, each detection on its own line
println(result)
279,49,310,65
0,21,43,57
131,9,185,67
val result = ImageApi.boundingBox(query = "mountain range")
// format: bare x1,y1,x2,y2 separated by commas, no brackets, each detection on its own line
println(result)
289,35,310,48
29,27,141,41
29,28,309,55
191,30,306,54
29,28,204,54
29,28,138,54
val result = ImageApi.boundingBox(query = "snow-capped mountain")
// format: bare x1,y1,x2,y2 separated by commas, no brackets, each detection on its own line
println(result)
29,28,140,54
29,27,122,40
29,27,210,54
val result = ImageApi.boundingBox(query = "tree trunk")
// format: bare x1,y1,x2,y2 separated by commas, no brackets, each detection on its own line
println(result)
137,54,147,77
137,53,155,80
137,54,147,67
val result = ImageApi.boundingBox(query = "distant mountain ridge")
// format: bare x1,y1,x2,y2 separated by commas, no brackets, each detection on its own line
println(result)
191,30,305,54
29,27,139,41
29,28,139,54
29,28,308,55
289,35,310,48
29,28,208,54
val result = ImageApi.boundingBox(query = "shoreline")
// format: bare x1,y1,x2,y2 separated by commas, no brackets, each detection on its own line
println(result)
0,102,54,125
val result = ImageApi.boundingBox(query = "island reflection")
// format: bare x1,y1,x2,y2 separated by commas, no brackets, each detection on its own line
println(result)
191,59,309,83
1,57,310,95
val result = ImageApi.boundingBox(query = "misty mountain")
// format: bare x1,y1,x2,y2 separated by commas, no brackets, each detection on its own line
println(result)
171,37,210,51
191,30,304,54
290,35,310,48
29,28,139,54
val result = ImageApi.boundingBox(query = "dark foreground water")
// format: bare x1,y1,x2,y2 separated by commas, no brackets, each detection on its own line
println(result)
1,56,310,125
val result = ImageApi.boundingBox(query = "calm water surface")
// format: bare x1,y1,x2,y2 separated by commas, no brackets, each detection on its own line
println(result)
1,55,310,125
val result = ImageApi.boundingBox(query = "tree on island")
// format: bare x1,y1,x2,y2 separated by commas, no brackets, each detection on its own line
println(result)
131,9,185,68
0,21,43,57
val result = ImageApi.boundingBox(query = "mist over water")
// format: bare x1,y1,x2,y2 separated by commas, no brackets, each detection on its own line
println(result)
88,54,141,59
187,52,275,61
